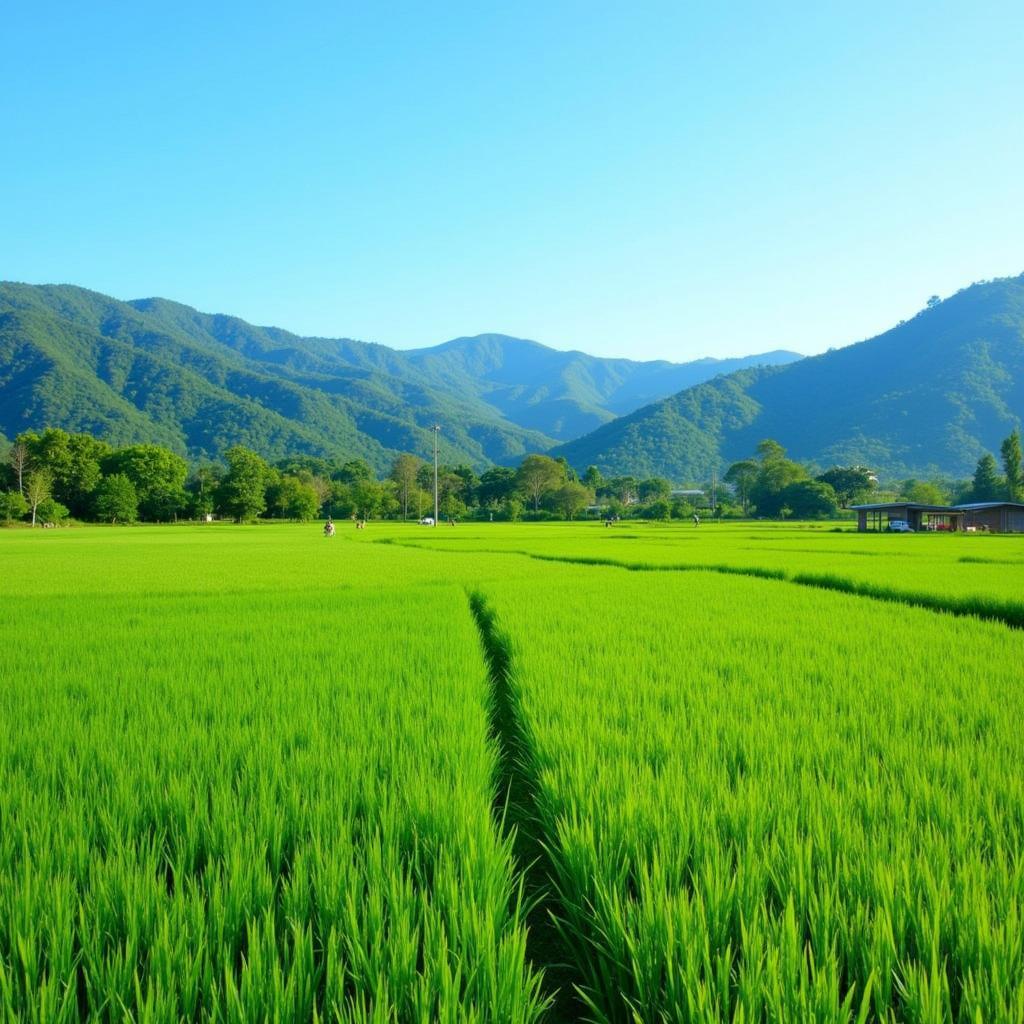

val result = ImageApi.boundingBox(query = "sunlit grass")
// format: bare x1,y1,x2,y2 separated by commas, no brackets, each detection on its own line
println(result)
1,522,1022,1021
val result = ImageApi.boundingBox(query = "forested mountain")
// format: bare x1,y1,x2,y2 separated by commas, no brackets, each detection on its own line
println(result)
403,334,800,439
553,274,1024,480
0,283,799,470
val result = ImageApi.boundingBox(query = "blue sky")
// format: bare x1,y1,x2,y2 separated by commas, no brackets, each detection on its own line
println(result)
4,2,1023,360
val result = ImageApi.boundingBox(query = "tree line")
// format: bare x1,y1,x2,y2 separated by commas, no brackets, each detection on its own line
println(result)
722,429,1024,519
3,426,1021,526
0,430,692,525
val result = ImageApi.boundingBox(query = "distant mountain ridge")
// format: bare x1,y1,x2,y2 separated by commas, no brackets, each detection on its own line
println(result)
552,274,1024,480
0,282,800,470
403,334,800,439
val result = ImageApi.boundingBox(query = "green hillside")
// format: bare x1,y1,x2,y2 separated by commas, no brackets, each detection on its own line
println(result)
404,333,800,439
0,285,554,471
0,283,800,470
553,274,1024,480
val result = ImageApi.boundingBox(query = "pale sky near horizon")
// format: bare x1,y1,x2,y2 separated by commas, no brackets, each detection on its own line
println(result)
4,2,1023,361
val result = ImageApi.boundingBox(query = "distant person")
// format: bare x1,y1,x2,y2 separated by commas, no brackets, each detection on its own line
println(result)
324,519,335,537
692,513,700,527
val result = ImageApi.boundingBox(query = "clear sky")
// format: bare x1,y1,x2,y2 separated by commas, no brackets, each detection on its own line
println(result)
4,1,1023,360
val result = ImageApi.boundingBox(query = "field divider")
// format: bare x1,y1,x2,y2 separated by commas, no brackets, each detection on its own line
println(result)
467,589,586,1022
377,538,1024,630
535,553,1024,628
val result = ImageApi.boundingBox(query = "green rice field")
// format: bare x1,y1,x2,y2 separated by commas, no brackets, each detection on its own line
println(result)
2,521,1023,1022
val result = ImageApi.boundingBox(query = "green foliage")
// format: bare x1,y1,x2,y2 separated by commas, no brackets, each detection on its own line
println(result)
901,479,949,505
637,477,670,502
640,498,671,520
0,490,28,522
102,443,188,521
389,453,424,519
549,480,592,520
93,474,139,524
970,453,1004,502
515,454,566,511
1000,428,1023,500
0,283,557,473
477,466,518,508
23,469,52,526
779,479,839,518
35,497,70,524
19,428,110,516
724,459,758,513
218,446,273,521
268,475,320,521
748,440,810,517
816,465,876,507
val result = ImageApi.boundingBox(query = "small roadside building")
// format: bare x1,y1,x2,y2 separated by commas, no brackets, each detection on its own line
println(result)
850,502,965,532
955,502,1024,533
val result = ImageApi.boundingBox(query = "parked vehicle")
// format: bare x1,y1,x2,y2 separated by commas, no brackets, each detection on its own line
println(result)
887,520,914,533
419,516,435,526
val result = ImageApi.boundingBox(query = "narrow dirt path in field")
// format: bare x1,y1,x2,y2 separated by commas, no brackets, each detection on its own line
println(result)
467,590,587,1024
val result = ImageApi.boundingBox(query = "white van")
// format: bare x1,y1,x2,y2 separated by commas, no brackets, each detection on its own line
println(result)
419,516,435,526
887,520,914,533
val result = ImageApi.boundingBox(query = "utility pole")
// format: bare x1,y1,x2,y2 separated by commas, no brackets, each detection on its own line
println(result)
711,469,718,515
432,425,440,526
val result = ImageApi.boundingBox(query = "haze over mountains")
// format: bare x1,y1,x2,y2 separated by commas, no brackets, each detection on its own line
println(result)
0,283,799,471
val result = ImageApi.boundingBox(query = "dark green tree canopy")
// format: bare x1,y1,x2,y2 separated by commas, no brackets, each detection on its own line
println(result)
1001,429,1023,501
93,474,140,524
816,466,876,508
218,447,274,521
970,453,1004,502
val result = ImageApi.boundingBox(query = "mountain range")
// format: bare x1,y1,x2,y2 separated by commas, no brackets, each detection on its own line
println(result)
552,274,1024,480
3,274,1022,481
0,282,798,471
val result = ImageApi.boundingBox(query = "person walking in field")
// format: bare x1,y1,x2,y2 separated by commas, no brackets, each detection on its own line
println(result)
692,512,700,527
324,519,335,537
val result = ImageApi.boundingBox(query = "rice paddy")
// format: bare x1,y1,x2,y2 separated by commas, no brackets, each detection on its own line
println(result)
2,521,1022,1021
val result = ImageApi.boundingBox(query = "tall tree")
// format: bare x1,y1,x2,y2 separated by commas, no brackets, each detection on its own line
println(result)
1001,429,1023,501
389,454,423,520
724,460,758,514
515,454,565,511
749,440,807,516
102,444,188,521
551,480,593,520
24,470,51,527
477,467,517,508
20,429,110,516
269,476,320,521
816,466,876,508
335,459,373,485
93,474,139,524
8,441,29,495
970,453,1004,502
779,480,839,519
638,477,671,503
218,447,272,522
